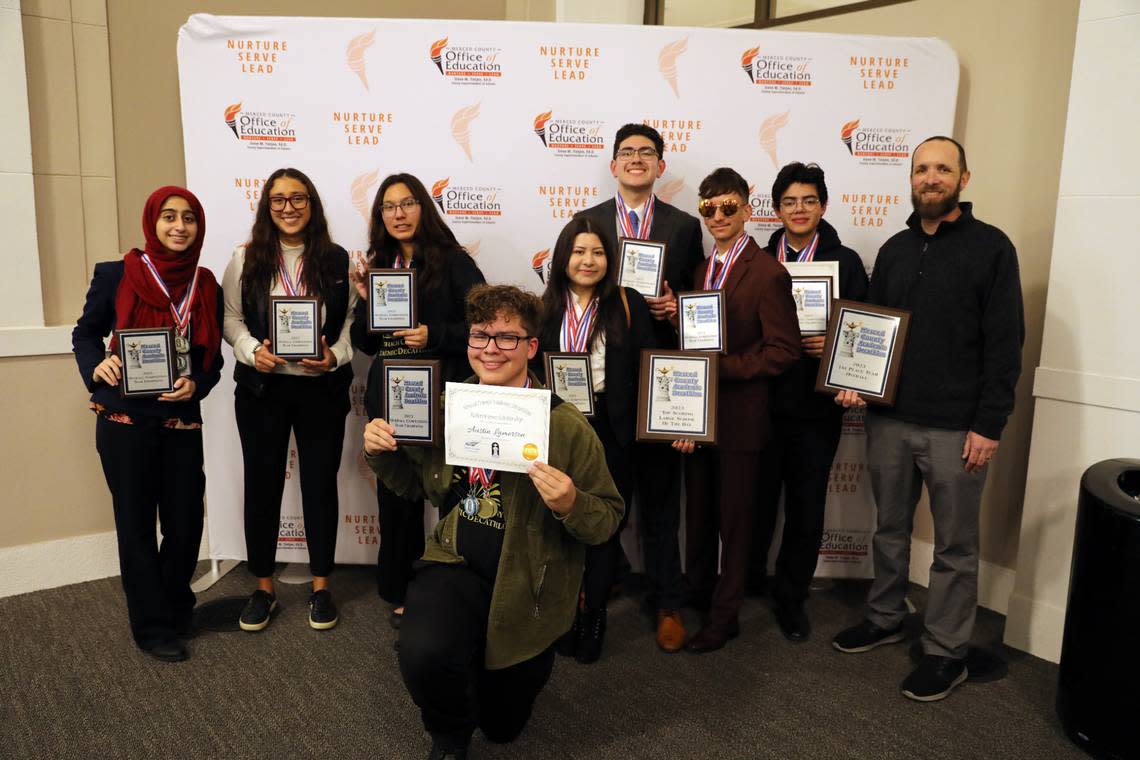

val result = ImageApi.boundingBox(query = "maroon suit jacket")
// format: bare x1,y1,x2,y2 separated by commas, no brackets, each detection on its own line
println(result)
695,236,801,451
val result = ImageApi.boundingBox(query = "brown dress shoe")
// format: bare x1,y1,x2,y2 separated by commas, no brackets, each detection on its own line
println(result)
656,609,686,653
684,621,740,654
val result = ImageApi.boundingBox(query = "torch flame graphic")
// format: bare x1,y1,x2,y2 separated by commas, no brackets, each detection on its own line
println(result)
840,118,861,154
224,102,242,137
531,249,550,283
347,31,376,90
350,170,380,221
657,177,685,204
658,37,688,98
430,36,448,74
431,177,450,212
451,102,481,163
533,110,553,146
759,110,791,168
741,47,760,82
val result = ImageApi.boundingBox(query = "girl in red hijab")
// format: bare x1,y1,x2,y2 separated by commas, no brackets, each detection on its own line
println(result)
72,185,223,663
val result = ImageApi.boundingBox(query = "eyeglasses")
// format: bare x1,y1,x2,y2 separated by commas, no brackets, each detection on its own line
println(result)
269,194,309,211
381,199,420,216
697,198,742,218
615,147,659,161
468,332,532,350
778,196,821,211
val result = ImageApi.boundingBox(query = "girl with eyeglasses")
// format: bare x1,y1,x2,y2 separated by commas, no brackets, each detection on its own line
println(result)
350,173,485,628
534,216,656,663
72,186,223,662
222,167,356,633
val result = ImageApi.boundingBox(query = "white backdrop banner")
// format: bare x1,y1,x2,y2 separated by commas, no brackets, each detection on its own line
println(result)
178,14,957,575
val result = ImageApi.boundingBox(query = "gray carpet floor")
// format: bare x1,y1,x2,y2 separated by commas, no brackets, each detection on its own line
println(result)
0,564,1084,760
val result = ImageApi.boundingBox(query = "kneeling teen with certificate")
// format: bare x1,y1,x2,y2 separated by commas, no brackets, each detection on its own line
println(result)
363,284,623,760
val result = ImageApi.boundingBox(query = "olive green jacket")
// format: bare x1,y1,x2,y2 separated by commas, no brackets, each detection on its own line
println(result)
365,376,624,669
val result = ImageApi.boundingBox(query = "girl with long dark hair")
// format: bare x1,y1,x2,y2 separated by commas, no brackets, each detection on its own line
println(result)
222,167,356,632
350,173,485,627
73,186,223,662
536,216,655,663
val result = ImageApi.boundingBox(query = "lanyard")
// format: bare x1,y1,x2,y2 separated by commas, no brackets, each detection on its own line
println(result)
777,231,819,263
703,234,750,291
560,292,598,352
277,253,305,295
615,193,655,240
140,253,199,337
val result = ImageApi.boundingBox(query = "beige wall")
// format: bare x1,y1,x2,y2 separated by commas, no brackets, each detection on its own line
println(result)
781,0,1079,572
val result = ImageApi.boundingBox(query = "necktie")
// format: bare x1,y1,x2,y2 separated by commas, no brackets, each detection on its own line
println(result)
627,209,640,237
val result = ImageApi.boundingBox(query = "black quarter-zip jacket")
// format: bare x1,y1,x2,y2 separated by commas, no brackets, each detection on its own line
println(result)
867,202,1024,439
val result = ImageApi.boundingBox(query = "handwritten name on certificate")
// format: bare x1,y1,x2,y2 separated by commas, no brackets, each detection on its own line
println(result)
444,383,551,473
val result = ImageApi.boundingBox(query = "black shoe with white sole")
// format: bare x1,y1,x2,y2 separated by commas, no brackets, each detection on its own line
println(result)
901,654,968,701
309,589,338,630
832,619,906,653
239,590,277,632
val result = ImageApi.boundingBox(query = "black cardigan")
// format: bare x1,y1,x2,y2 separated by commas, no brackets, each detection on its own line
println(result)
72,261,224,424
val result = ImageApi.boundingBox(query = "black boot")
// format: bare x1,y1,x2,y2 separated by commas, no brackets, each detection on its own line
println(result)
575,606,607,664
556,605,581,657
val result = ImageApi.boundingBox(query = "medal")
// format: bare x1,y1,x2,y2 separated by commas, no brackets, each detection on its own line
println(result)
176,353,190,376
175,333,190,354
462,492,479,517
140,253,200,363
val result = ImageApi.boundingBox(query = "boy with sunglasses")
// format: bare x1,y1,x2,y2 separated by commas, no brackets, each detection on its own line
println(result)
363,284,623,760
748,162,869,643
673,167,801,653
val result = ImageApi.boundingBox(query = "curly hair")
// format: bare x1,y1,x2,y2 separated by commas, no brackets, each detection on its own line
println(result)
466,284,542,337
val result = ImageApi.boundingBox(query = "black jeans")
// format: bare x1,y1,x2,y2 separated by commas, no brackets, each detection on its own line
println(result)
582,393,633,609
375,480,424,605
95,416,204,648
235,375,348,578
635,445,685,610
398,563,556,750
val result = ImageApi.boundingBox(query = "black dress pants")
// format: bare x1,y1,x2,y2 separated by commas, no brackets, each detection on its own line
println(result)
235,375,348,578
375,480,424,605
398,563,556,750
749,412,844,605
95,416,204,649
635,445,685,610
582,393,633,609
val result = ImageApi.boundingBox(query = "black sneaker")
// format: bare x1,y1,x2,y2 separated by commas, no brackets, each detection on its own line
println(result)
426,739,468,760
832,619,906,653
239,590,277,632
142,638,189,663
901,654,968,701
309,589,338,630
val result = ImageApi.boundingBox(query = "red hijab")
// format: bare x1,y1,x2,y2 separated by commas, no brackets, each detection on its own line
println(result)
112,186,221,369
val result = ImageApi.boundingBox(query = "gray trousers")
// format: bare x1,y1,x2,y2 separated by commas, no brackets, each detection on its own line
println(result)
864,413,988,659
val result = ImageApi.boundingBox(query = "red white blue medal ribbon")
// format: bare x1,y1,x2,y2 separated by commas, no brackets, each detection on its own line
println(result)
777,232,819,263
392,253,409,269
277,253,305,296
615,193,655,240
703,234,750,291
560,293,598,352
140,253,199,343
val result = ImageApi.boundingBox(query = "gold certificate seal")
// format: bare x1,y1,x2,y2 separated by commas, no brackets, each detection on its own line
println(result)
522,443,539,461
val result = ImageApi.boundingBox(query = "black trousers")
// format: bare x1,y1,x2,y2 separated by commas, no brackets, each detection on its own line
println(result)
582,394,633,609
749,412,844,605
398,563,556,750
235,375,348,578
635,445,685,610
375,480,424,606
95,416,204,649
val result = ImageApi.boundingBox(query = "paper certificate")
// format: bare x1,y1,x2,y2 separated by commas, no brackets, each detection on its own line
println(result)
618,238,667,298
116,327,176,398
544,352,594,417
677,291,725,352
815,300,911,405
783,261,839,337
445,382,552,473
382,359,440,445
368,269,417,333
270,296,321,360
636,350,718,444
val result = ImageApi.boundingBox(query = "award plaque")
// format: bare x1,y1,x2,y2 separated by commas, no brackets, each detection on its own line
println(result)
115,327,176,398
617,238,667,298
677,291,726,353
783,261,840,336
636,349,718,445
269,296,321,360
381,359,441,446
815,299,911,405
367,269,417,333
544,352,595,417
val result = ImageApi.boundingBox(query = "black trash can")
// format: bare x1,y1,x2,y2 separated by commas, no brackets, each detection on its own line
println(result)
1056,458,1140,759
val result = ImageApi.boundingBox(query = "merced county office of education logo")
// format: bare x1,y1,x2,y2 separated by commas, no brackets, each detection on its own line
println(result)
430,177,503,225
740,47,813,94
223,102,297,150
531,249,551,284
429,36,504,85
532,111,605,158
747,185,781,236
840,119,910,166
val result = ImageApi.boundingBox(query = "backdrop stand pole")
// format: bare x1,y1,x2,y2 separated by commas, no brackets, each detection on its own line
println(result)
191,559,241,593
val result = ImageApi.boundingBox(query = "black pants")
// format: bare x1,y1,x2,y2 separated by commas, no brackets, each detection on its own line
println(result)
398,563,556,750
375,480,424,605
235,375,348,578
635,445,685,610
95,416,204,649
582,394,633,609
750,413,844,605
